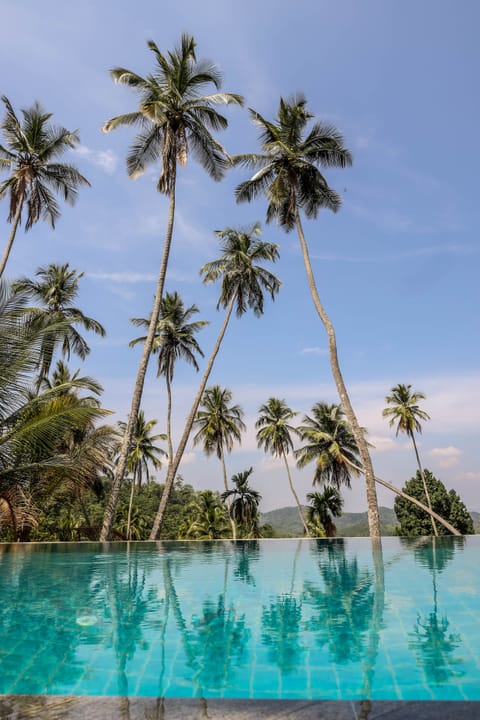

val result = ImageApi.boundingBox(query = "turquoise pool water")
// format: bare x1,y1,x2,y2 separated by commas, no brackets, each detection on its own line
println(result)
0,537,478,700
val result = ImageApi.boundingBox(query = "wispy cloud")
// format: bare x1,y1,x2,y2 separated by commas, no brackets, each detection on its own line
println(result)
71,144,119,174
369,436,396,453
300,346,328,356
87,272,157,283
429,446,462,468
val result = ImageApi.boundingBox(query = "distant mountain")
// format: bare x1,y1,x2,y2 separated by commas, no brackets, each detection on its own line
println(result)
261,505,480,537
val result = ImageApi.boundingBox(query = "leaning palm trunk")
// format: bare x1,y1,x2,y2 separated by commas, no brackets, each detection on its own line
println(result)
346,459,461,536
295,209,381,537
0,201,23,279
149,295,236,539
100,177,176,541
283,450,309,536
410,430,438,536
220,448,237,540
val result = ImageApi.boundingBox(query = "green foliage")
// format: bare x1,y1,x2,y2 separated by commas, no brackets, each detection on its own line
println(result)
394,470,474,536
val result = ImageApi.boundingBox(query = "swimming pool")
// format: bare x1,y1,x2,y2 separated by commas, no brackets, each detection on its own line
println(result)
0,537,478,701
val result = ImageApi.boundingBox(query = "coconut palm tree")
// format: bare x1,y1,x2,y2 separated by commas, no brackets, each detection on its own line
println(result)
0,281,111,538
129,291,208,467
149,223,280,539
184,490,230,540
13,263,105,389
306,486,344,537
0,96,90,277
255,397,308,535
193,385,245,539
194,385,245,492
296,402,362,491
222,468,262,538
234,95,381,537
100,34,243,541
117,411,166,540
383,383,437,536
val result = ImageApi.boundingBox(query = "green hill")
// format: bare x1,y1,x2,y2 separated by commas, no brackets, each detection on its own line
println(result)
260,506,398,537
261,505,480,537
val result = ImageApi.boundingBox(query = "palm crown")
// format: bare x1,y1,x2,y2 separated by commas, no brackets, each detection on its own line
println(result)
193,385,246,460
296,403,361,488
255,397,298,457
102,33,244,192
200,223,281,317
383,383,430,437
234,95,352,230
0,96,89,229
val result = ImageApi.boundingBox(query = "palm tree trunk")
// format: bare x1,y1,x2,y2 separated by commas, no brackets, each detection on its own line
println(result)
0,201,23,278
220,448,236,541
294,209,381,538
100,174,176,541
165,373,174,471
149,295,236,540
126,477,135,541
282,450,309,536
410,430,438,536
346,459,460,536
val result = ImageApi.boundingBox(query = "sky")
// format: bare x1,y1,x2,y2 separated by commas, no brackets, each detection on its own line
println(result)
1,0,480,514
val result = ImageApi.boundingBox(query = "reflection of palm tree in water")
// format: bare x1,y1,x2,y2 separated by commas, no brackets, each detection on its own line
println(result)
261,540,305,677
162,550,249,695
408,537,464,684
233,540,260,586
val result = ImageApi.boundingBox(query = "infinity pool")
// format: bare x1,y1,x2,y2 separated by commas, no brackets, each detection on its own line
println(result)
0,537,478,701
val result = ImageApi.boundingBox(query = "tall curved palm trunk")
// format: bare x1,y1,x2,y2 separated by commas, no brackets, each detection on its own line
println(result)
149,296,236,539
100,184,176,540
295,210,381,537
0,202,22,278
282,449,309,536
409,429,438,536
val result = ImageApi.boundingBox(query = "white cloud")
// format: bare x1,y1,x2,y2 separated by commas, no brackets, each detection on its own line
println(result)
87,272,157,283
455,471,480,481
72,144,119,174
429,446,462,468
369,436,396,453
300,346,328,356
179,452,196,466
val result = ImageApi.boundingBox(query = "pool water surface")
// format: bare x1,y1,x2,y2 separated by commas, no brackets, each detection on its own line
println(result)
0,537,478,701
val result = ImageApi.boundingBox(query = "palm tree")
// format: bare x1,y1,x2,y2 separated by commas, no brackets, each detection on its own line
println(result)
129,291,208,468
0,96,90,277
234,95,381,537
149,223,280,539
306,486,344,537
117,410,166,540
100,34,243,541
0,281,111,538
13,263,105,389
296,402,362,490
193,385,245,539
255,397,308,535
184,490,230,540
222,468,262,538
383,383,437,536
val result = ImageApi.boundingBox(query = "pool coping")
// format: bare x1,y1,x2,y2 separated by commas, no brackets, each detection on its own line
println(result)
1,696,480,719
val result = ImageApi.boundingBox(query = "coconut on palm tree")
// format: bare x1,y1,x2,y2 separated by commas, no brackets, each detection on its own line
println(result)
222,468,262,538
234,95,381,537
193,385,245,539
383,383,437,536
13,263,105,390
306,487,343,537
255,397,308,535
100,34,243,541
129,291,208,469
148,223,281,539
0,96,90,277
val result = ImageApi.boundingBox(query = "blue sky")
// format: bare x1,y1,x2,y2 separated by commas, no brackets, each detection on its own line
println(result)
1,0,480,513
